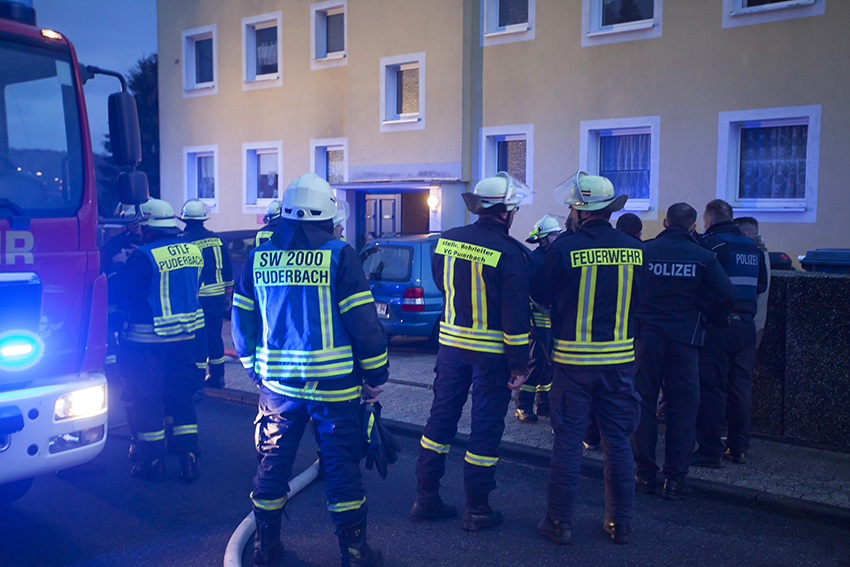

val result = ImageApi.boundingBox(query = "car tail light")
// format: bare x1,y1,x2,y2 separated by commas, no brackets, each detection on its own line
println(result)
402,287,425,312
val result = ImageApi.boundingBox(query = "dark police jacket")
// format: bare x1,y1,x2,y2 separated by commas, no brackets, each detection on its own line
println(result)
432,216,530,374
531,219,644,367
700,221,768,317
637,226,736,346
181,223,234,298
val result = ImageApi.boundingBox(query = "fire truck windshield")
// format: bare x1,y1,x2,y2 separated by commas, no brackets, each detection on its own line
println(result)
0,38,84,218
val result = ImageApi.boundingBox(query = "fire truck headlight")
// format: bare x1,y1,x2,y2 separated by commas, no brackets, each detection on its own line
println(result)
0,332,42,370
54,385,107,421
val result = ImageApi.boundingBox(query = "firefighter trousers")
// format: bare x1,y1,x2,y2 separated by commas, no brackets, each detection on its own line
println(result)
251,377,366,526
631,328,700,480
516,327,552,412
194,294,226,383
121,338,199,459
547,363,640,525
416,346,512,498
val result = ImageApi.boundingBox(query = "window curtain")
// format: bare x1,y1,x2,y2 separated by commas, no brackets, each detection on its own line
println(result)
599,133,650,200
197,155,215,199
739,125,807,200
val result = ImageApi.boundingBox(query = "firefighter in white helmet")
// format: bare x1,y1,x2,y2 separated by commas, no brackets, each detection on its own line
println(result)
515,214,563,423
232,173,389,566
178,199,233,388
333,199,351,240
255,200,283,246
412,172,531,531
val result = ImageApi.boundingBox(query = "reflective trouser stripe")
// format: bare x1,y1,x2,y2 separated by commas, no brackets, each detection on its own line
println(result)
251,491,287,511
138,430,165,442
537,382,552,393
196,362,207,369
233,293,255,310
420,435,450,454
519,383,537,393
327,497,366,513
173,424,198,436
209,356,225,365
464,451,498,467
104,354,117,365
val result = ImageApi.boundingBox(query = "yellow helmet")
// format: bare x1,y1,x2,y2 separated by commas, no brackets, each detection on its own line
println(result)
554,171,627,212
266,200,282,222
179,198,210,221
281,173,337,221
139,198,177,228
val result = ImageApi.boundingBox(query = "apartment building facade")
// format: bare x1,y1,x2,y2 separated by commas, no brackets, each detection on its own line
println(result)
158,0,843,260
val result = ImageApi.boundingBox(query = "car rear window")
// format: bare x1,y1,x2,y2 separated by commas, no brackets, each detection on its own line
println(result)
361,245,413,283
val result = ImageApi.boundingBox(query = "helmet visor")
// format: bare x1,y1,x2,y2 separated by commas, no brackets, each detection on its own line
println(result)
553,171,589,205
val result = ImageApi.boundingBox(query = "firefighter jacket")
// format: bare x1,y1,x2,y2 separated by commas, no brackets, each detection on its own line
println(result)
115,231,204,343
255,218,280,247
432,216,530,374
530,219,645,367
699,221,768,317
528,245,551,329
636,226,736,346
181,223,234,298
232,218,389,396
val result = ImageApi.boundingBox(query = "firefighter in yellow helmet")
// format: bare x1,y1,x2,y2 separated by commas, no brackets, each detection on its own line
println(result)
255,200,282,246
412,172,531,531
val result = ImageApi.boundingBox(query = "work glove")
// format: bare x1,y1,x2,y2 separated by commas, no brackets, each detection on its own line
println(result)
361,402,400,479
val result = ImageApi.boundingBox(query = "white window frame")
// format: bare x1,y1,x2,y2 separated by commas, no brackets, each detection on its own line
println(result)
480,124,534,205
580,116,660,220
481,0,536,47
242,141,284,214
716,105,820,223
310,137,349,185
722,0,824,29
379,52,426,133
242,12,283,91
181,25,217,98
311,0,348,70
184,145,219,212
581,0,663,48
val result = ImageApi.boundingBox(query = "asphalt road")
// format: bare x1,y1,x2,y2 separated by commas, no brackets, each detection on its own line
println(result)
1,397,848,567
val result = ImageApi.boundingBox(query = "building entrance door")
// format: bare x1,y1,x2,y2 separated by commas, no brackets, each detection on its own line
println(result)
364,194,401,240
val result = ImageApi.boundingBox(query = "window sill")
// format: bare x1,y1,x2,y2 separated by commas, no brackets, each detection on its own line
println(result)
382,117,421,125
484,23,530,38
586,19,655,37
624,202,650,212
249,74,280,82
732,206,807,213
185,83,215,92
315,52,346,62
730,0,815,17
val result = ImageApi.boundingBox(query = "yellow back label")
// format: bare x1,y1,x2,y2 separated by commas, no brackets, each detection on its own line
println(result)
192,237,222,249
570,248,643,268
436,238,501,268
151,243,204,272
253,249,331,286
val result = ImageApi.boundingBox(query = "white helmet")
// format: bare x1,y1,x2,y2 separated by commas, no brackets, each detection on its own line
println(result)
333,200,350,227
281,173,337,221
463,172,527,214
526,214,564,243
265,200,282,223
179,198,210,221
139,198,177,228
553,171,627,212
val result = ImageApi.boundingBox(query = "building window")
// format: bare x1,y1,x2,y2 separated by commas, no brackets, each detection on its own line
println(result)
184,145,218,211
379,53,426,132
242,12,283,90
311,137,349,184
243,141,283,211
722,0,824,29
182,25,217,98
482,0,536,46
716,105,820,223
480,124,534,205
580,116,660,218
581,0,663,47
311,0,347,70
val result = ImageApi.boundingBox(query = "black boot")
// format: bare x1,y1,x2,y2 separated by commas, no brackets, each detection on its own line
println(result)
180,451,199,483
336,514,383,567
205,365,225,388
128,438,144,462
410,479,457,520
253,515,283,567
514,408,538,423
462,493,503,531
130,458,165,481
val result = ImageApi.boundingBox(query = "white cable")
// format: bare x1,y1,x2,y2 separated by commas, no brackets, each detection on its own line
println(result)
223,459,320,567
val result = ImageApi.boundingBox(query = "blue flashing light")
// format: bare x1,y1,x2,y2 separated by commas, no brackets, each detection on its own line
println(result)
0,331,43,371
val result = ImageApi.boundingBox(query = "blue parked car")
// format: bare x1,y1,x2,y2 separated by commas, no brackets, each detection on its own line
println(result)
360,233,443,344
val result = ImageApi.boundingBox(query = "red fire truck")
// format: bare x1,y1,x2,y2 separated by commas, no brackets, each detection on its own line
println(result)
0,0,147,504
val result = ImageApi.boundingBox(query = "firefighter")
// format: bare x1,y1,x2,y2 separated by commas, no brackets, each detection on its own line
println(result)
411,172,531,531
232,173,388,567
692,200,767,468
532,172,644,545
632,203,735,500
178,199,234,388
515,214,563,423
113,198,204,482
334,200,350,240
255,200,282,246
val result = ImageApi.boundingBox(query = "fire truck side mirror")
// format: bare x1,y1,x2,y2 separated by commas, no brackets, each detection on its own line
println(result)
108,91,142,167
118,170,149,205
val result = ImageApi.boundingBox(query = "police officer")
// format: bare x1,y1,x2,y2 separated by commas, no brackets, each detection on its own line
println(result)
692,200,767,468
515,214,562,423
532,172,644,545
255,200,282,246
113,198,204,482
632,203,735,499
232,174,388,567
411,172,530,531
179,199,234,388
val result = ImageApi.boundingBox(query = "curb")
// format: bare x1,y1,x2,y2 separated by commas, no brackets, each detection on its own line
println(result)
205,387,850,529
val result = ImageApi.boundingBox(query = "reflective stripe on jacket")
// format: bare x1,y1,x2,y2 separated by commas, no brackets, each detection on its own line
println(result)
181,225,234,297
